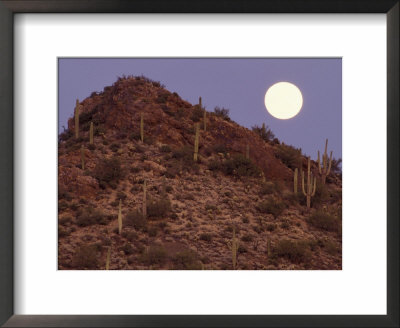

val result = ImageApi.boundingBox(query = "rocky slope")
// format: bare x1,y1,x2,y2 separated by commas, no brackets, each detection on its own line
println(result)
58,75,342,270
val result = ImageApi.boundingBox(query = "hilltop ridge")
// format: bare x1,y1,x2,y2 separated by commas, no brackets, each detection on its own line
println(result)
58,75,342,270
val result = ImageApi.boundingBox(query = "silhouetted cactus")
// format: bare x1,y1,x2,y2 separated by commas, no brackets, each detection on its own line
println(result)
227,227,240,269
89,122,94,144
294,168,298,194
142,180,147,218
80,145,85,170
317,139,333,184
105,246,111,270
302,157,317,209
74,99,80,139
194,123,200,162
140,113,144,143
118,199,122,234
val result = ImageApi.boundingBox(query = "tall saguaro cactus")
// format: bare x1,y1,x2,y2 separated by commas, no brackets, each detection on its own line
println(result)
80,145,85,170
194,123,200,162
118,199,122,234
293,168,298,194
140,113,144,143
227,227,240,270
74,99,80,139
89,122,94,144
302,157,317,209
317,139,333,184
142,180,147,218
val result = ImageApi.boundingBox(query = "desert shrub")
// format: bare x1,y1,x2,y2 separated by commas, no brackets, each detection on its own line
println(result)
109,143,120,153
330,157,342,174
147,198,171,219
266,223,277,232
213,143,228,154
87,144,96,151
259,182,276,195
122,243,134,255
126,210,147,230
72,244,98,269
140,245,167,265
116,191,127,201
214,106,231,121
280,219,290,229
307,211,339,232
241,234,253,242
275,239,311,264
156,93,169,104
58,129,73,142
76,207,108,227
311,181,330,208
199,233,213,242
251,123,275,142
275,144,302,170
129,131,141,141
58,201,68,212
58,227,70,238
160,145,171,153
171,146,199,171
93,157,123,188
59,215,73,226
220,154,261,177
256,199,286,219
172,249,202,270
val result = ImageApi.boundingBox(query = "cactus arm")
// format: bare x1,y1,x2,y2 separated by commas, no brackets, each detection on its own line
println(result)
301,170,306,196
312,175,317,196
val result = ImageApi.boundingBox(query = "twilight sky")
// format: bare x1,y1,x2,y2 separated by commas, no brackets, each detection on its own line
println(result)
58,58,342,160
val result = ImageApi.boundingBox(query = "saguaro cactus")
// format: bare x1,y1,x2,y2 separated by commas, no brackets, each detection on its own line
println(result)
74,99,80,139
317,139,333,184
194,123,200,162
293,168,298,194
105,247,111,270
80,145,85,170
142,180,147,218
140,113,144,142
301,157,317,209
118,199,122,234
89,122,94,144
227,227,240,270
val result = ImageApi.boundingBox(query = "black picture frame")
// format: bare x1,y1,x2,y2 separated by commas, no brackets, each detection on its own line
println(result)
0,1,398,327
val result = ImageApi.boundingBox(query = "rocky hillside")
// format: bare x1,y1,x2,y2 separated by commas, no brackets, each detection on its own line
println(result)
58,75,342,270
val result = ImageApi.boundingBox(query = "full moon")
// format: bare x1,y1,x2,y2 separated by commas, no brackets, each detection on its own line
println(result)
264,82,303,119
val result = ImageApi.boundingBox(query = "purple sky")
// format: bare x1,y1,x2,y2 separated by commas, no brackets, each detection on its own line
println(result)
58,58,342,160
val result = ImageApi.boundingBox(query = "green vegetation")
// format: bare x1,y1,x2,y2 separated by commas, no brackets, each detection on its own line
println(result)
307,211,340,232
256,198,286,219
76,207,107,227
93,157,123,189
275,143,302,170
251,123,275,142
275,239,311,264
172,249,202,270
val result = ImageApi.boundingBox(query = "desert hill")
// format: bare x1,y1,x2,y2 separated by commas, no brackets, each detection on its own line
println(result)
58,75,342,270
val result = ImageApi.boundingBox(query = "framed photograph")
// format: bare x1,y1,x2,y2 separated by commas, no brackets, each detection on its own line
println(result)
0,1,398,327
